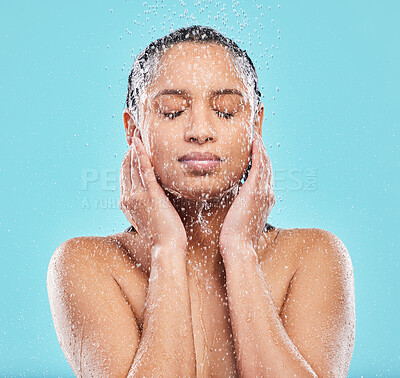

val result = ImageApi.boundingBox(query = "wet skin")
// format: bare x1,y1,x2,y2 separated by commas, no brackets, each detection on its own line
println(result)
47,42,355,377
47,225,355,377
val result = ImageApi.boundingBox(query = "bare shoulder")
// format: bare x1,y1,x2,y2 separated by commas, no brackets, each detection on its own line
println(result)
273,227,356,376
283,226,355,293
46,235,147,377
47,236,110,293
48,234,146,278
47,233,148,316
290,227,353,274
48,235,113,272
261,226,353,272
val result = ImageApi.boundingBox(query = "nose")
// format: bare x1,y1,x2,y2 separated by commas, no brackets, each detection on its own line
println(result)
184,100,216,144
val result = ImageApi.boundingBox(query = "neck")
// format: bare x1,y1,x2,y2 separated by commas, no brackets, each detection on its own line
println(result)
163,183,241,276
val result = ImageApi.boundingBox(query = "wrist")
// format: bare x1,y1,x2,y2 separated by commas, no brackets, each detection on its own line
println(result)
151,244,187,265
220,242,258,265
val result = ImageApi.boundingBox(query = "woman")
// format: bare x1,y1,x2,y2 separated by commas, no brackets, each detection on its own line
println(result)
47,25,355,377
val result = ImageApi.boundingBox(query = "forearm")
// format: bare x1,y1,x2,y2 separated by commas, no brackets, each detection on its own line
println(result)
128,245,196,377
221,244,317,377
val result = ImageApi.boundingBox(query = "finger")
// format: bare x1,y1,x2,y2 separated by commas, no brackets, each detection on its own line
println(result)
263,144,273,187
257,135,268,169
255,138,272,195
267,188,276,215
266,159,275,207
254,137,267,181
130,143,142,190
133,137,158,191
264,153,272,184
256,136,272,183
263,161,273,200
271,190,276,207
120,149,132,195
242,137,261,192
268,160,274,189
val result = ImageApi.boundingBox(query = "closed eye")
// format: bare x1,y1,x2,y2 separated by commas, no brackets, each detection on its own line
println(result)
215,110,235,119
163,110,234,120
163,110,184,119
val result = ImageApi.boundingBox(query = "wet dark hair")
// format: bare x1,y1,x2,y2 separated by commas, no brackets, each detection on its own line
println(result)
126,25,262,127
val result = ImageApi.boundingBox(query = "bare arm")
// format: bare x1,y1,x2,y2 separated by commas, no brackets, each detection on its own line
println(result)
127,244,196,376
220,229,355,377
47,237,196,377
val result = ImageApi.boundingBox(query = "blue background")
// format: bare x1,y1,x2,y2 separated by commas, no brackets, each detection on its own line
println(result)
1,1,398,376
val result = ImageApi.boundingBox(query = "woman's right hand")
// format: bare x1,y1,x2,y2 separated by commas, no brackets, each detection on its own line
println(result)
119,135,188,254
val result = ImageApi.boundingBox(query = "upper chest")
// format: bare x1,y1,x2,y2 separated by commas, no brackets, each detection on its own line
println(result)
107,228,300,376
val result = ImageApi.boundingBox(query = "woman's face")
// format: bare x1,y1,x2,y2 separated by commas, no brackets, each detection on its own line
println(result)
130,42,263,201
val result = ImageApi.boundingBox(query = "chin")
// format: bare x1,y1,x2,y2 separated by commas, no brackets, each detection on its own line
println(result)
154,162,244,201
162,178,239,202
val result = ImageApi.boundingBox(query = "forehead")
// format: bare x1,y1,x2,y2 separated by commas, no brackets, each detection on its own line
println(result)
146,42,248,98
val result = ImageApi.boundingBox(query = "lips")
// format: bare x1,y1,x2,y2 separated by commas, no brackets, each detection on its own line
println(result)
178,152,222,161
178,151,223,173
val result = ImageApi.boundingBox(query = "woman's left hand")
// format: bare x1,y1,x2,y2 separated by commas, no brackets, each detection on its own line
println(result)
219,132,276,255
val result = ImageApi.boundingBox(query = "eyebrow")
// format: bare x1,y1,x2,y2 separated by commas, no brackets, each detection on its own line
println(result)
211,89,244,97
153,88,244,99
153,89,190,98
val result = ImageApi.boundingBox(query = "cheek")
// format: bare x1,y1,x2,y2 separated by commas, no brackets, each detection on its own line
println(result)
146,132,175,177
241,121,254,153
226,123,253,157
141,116,163,159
